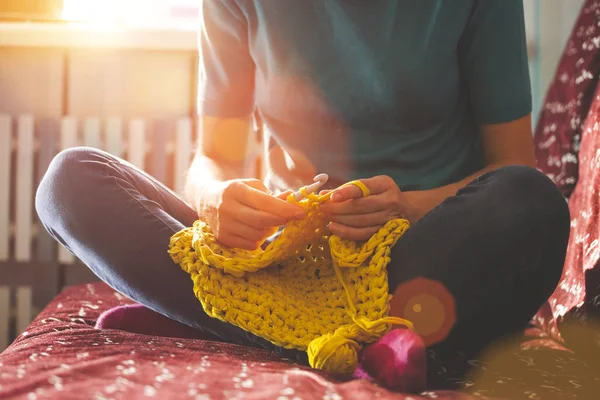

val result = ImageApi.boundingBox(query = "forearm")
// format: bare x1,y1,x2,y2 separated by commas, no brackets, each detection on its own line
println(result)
183,115,252,213
403,164,500,220
404,116,536,220
183,155,245,212
405,159,536,220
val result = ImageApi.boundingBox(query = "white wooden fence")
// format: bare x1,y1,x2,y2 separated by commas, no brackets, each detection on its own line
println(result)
0,113,261,351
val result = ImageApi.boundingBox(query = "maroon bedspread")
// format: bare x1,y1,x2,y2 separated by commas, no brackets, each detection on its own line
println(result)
0,283,599,400
533,0,600,198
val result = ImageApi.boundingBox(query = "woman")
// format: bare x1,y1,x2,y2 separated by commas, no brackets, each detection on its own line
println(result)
36,0,569,373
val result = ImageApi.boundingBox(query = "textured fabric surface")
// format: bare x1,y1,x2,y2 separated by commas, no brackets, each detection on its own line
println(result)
533,0,600,198
1,283,600,400
545,87,600,324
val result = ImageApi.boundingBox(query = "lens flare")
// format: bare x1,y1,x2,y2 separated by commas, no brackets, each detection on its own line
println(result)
390,277,456,346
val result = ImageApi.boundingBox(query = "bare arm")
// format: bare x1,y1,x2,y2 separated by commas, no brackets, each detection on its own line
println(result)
322,115,536,240
404,114,536,219
183,114,303,249
184,115,252,212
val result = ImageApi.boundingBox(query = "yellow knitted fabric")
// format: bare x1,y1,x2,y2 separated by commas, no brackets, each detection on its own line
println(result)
168,183,412,374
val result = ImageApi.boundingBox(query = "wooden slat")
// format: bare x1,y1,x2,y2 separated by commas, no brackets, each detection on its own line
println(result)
15,115,34,262
174,118,192,195
105,117,123,158
0,261,60,315
148,120,169,184
58,117,78,265
0,287,9,350
0,115,11,261
60,116,78,150
128,119,146,169
83,117,102,149
15,286,32,336
35,119,59,263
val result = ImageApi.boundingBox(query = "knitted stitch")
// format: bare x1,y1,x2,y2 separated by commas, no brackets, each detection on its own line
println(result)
168,182,413,374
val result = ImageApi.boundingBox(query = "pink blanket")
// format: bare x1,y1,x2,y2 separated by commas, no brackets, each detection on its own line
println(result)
2,283,599,399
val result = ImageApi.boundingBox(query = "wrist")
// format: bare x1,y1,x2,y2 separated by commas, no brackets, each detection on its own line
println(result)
402,191,432,223
186,178,222,217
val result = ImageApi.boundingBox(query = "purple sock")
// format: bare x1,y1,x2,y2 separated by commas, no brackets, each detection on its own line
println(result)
353,329,427,393
95,304,217,341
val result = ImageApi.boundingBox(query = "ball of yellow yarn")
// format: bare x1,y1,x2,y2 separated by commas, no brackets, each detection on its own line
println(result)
307,332,361,375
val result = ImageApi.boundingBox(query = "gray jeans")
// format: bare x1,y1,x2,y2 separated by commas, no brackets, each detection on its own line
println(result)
35,147,570,364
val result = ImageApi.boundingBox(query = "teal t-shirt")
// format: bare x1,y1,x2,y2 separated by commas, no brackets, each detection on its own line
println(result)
197,0,532,191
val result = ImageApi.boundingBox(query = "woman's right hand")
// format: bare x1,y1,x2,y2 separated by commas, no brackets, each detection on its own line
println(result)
197,179,305,250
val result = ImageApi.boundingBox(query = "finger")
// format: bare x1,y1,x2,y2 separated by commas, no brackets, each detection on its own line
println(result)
330,185,363,203
330,176,396,203
320,195,384,215
358,175,396,195
223,219,272,243
327,210,390,228
240,180,298,211
243,179,270,193
235,204,289,228
220,234,261,251
328,222,380,241
236,184,305,219
276,190,293,200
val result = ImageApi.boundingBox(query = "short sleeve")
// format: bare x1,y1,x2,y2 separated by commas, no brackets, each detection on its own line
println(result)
197,0,255,118
458,0,532,125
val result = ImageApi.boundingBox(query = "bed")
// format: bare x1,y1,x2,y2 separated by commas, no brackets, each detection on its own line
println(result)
2,1,600,399
0,282,598,400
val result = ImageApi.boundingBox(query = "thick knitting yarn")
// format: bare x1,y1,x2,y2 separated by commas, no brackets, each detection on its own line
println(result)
168,182,413,374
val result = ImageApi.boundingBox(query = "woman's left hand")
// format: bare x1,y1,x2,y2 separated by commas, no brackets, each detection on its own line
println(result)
320,175,418,241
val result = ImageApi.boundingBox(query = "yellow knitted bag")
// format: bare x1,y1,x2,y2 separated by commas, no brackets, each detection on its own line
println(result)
168,181,412,374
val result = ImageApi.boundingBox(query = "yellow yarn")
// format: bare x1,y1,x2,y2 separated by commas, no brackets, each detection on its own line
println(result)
347,180,371,198
168,181,412,374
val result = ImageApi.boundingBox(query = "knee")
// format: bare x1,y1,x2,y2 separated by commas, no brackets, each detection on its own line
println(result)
491,165,570,276
35,147,105,225
493,165,570,232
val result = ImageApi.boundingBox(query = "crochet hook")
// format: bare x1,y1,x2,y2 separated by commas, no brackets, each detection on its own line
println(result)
292,173,329,201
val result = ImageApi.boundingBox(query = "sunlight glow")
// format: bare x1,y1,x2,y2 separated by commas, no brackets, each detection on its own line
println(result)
62,0,171,26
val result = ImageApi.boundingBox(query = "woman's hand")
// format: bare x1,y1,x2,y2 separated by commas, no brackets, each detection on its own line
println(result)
198,179,305,250
320,175,419,241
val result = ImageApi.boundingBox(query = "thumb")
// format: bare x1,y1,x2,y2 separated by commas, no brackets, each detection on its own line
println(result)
276,190,293,200
242,178,270,194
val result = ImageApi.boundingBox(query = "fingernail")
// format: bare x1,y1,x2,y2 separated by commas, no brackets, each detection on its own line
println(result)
296,211,306,219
